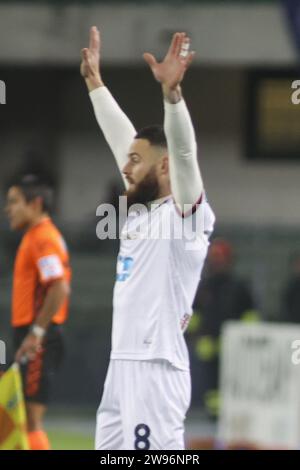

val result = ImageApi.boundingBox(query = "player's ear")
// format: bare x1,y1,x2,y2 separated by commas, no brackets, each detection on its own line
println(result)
31,196,44,214
159,155,169,176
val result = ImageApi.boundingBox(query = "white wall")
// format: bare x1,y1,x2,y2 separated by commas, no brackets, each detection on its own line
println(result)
0,2,299,229
56,66,300,228
0,2,296,65
58,133,122,221
56,130,300,228
200,137,300,227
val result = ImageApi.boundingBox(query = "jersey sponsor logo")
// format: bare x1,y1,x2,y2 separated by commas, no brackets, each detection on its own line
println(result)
37,254,64,281
116,256,134,282
143,339,152,345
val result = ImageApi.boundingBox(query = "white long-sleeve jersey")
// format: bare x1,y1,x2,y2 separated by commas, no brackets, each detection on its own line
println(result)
90,87,215,370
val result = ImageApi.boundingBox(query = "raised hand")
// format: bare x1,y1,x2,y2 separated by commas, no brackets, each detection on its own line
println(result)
80,26,103,91
143,32,194,92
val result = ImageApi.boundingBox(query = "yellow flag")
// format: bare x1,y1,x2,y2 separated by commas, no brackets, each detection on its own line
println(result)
0,363,29,450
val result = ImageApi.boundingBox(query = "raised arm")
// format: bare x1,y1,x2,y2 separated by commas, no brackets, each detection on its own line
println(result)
81,26,136,188
144,33,203,214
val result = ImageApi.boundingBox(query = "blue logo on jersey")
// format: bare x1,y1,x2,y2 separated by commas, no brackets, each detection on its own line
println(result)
116,256,134,282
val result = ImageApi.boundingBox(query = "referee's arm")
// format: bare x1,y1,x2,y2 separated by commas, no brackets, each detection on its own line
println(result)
15,280,69,363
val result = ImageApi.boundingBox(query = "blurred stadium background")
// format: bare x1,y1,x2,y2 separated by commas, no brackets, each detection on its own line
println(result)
1,0,300,449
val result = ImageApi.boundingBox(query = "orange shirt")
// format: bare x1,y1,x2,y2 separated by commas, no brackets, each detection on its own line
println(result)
12,217,71,327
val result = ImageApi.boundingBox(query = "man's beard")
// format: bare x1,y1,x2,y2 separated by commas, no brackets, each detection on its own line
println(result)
124,167,160,209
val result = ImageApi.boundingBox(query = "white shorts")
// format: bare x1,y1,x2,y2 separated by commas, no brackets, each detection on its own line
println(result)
95,359,191,450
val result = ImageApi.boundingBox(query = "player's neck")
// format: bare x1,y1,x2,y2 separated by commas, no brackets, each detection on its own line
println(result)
156,186,171,200
27,213,50,230
150,193,172,205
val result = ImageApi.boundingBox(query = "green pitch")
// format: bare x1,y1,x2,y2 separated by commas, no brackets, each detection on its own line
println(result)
48,430,94,450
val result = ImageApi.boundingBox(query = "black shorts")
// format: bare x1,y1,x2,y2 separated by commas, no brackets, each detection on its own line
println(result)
13,324,65,405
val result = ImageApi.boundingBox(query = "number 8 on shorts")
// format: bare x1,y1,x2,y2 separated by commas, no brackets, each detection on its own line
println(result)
134,424,151,450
